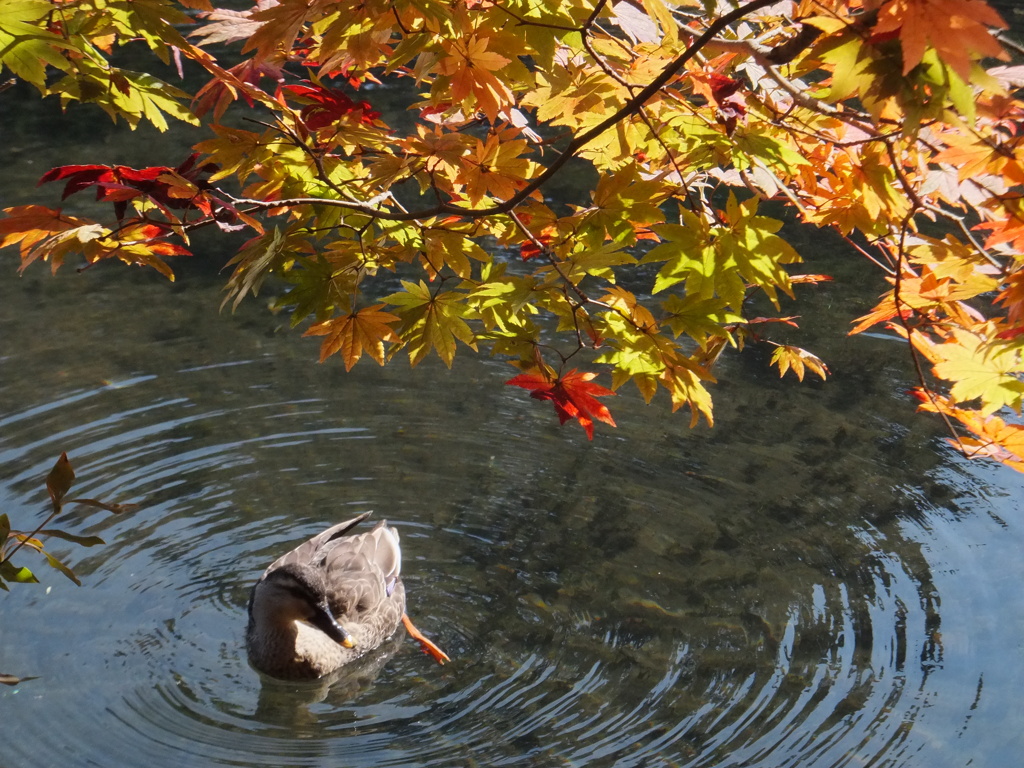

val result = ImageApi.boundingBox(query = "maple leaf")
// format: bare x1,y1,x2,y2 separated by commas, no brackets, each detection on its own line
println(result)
243,0,311,63
460,132,532,205
38,156,220,222
996,271,1024,333
383,281,477,367
707,73,746,133
0,205,97,273
929,330,1024,415
507,368,616,440
438,36,514,122
975,199,1024,253
282,83,380,130
873,0,1007,79
913,391,1024,470
770,345,830,382
192,57,284,119
661,294,744,348
468,270,539,335
589,165,669,243
421,228,487,280
48,65,198,131
789,274,833,286
304,305,401,369
190,1,275,46
659,358,714,427
645,198,798,309
0,1,75,90
520,228,556,261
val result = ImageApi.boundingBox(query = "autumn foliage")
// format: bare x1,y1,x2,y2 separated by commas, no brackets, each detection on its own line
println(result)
1,0,1023,468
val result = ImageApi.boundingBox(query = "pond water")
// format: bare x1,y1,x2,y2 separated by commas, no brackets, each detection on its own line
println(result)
3,39,1024,768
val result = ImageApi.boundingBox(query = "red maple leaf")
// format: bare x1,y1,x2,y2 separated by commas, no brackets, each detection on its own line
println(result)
520,224,557,260
506,368,617,439
705,74,745,135
38,155,226,223
282,83,380,129
709,74,742,103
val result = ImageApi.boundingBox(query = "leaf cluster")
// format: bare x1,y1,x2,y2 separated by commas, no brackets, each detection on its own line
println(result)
2,0,1024,462
0,453,137,591
1,453,137,685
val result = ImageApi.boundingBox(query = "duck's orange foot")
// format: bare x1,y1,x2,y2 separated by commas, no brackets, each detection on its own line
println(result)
402,613,450,665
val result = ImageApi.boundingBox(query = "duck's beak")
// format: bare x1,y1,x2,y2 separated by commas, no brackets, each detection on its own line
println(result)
310,604,356,648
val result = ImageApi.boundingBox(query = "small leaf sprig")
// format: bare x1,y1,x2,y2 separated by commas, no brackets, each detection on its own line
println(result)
0,453,137,590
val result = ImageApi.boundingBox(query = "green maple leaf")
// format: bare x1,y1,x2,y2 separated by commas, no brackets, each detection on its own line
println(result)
643,210,716,296
384,280,478,367
468,273,539,333
661,294,744,347
594,310,677,377
724,206,800,308
563,241,635,283
0,0,76,89
49,58,197,131
275,256,357,326
588,165,668,242
815,33,873,103
934,333,1024,415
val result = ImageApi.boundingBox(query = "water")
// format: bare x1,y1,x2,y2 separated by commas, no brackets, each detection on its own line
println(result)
3,235,1023,767
3,40,1024,768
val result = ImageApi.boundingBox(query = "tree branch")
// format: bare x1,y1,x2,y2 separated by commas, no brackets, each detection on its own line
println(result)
229,0,782,224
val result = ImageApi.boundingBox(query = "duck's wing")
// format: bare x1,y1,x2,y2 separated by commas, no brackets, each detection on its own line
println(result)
322,521,404,621
261,511,373,577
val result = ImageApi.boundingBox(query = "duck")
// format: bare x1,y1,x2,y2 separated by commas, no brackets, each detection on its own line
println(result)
246,511,449,680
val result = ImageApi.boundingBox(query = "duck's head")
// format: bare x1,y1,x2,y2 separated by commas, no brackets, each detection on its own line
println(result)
249,562,356,649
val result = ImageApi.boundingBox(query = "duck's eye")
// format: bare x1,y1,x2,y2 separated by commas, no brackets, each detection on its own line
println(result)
284,585,315,603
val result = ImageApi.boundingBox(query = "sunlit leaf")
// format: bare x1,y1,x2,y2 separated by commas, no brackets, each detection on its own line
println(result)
771,345,830,382
304,305,401,369
0,560,38,585
40,551,82,586
507,368,616,439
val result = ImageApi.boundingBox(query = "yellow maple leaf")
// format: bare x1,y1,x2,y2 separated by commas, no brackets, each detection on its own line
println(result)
930,329,1024,414
770,345,830,382
459,132,532,205
659,357,715,427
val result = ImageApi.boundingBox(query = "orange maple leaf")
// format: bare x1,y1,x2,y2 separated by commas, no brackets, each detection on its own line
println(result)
976,211,1024,253
912,390,1024,471
506,368,617,439
304,305,401,369
461,132,532,205
996,270,1024,326
873,0,1007,79
438,36,513,122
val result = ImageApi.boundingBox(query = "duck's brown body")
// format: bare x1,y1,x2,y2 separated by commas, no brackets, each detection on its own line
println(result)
246,512,406,680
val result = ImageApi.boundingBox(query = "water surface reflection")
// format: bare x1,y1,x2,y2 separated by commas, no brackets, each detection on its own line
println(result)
2,261,1022,767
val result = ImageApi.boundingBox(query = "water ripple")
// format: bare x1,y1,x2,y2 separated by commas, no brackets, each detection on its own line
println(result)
2,351,1020,768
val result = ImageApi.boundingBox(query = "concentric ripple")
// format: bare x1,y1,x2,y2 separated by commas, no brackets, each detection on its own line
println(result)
3,269,1024,768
